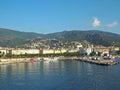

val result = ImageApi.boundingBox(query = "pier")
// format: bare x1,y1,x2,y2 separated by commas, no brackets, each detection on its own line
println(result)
76,59,118,66
58,56,119,66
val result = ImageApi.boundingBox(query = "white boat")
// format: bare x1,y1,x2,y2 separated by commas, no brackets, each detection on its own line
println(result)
42,57,58,62
103,56,117,60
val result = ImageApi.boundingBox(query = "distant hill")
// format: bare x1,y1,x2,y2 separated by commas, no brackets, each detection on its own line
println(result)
0,28,120,47
45,30,120,46
0,28,44,47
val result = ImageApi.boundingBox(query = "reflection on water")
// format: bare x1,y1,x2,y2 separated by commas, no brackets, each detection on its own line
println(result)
0,60,120,90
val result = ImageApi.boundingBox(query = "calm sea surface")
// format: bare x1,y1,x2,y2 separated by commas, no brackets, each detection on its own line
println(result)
0,59,120,90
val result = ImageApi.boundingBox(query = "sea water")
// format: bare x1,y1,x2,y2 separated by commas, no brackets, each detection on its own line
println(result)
0,59,120,90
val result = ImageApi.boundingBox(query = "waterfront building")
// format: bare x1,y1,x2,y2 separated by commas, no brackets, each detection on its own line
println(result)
78,47,92,55
109,46,120,53
40,49,54,54
9,49,40,55
40,49,67,54
66,49,78,53
0,49,7,55
93,46,110,55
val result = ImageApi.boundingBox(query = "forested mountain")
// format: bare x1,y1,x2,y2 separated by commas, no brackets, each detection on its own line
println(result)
0,28,43,47
46,30,120,46
0,28,120,47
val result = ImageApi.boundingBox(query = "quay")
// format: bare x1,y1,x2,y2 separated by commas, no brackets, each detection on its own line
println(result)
0,57,119,66
76,59,118,66
58,56,119,66
0,58,31,65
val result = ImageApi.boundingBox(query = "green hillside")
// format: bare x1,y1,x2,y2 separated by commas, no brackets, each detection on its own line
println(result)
0,28,43,47
46,30,120,46
0,28,120,47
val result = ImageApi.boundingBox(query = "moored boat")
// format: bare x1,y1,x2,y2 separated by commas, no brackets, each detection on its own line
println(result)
30,57,40,61
42,57,58,62
103,56,117,60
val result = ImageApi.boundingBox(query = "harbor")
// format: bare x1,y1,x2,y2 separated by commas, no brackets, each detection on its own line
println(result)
58,56,119,66
76,59,119,66
0,56,119,66
0,58,120,90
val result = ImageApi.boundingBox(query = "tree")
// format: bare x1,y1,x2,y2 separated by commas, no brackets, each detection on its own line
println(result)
90,51,96,56
115,50,120,55
97,52,101,56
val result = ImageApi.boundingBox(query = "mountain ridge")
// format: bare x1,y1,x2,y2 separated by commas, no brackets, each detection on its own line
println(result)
45,30,120,46
0,28,120,47
0,28,44,47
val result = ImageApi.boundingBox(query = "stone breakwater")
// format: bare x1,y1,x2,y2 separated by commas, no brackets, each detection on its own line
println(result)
76,59,118,66
58,56,119,66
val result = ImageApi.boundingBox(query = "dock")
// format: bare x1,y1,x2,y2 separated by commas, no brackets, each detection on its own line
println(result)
58,56,119,66
76,59,118,66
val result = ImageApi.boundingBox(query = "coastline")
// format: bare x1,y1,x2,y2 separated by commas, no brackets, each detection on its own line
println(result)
0,58,31,65
58,56,119,66
0,56,119,66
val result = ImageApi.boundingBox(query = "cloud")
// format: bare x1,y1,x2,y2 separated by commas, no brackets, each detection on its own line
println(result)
92,17,101,27
106,22,118,28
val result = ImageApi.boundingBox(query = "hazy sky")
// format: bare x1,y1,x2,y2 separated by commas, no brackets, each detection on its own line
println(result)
0,0,120,34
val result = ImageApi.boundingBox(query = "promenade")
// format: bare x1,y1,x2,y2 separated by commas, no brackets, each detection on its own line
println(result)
58,56,119,66
0,58,31,65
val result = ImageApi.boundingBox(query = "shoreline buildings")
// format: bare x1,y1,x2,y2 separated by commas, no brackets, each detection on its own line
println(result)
0,40,120,56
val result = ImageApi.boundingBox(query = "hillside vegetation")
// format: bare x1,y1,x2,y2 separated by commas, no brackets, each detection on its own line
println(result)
46,30,120,46
0,28,120,47
0,28,43,47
